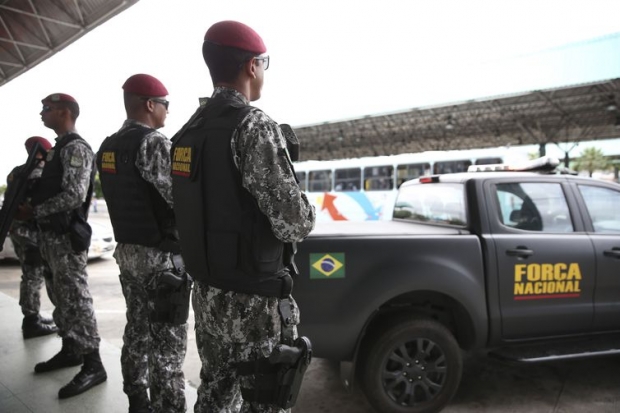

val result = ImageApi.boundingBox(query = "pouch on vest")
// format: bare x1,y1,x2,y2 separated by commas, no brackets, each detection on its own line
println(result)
69,211,91,252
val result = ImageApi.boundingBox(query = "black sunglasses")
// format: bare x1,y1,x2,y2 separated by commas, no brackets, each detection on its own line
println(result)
141,97,169,110
41,105,55,112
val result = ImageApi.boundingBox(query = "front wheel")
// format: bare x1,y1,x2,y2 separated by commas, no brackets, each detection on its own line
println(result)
358,317,463,413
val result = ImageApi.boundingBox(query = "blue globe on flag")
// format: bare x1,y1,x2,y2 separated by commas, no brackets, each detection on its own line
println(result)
321,258,336,273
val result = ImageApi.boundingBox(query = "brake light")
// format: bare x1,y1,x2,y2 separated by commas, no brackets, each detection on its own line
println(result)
419,176,440,183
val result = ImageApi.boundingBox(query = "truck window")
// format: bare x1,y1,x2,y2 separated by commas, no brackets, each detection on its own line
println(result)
394,183,466,226
495,183,573,232
577,185,620,233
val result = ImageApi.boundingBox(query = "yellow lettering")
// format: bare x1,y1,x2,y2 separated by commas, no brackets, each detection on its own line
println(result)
527,264,541,282
102,152,115,163
567,263,582,280
174,147,192,163
524,283,534,295
514,283,524,295
515,264,526,282
534,282,543,294
541,264,553,281
554,263,567,280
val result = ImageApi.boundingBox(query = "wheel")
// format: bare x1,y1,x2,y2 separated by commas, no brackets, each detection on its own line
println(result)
358,317,463,413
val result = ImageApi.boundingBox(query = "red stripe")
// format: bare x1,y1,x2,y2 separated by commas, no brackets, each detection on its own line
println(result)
514,293,580,301
172,170,190,177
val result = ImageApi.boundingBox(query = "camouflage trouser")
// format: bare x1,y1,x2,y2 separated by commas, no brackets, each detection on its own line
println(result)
10,232,55,317
39,231,100,354
115,244,188,413
193,282,300,413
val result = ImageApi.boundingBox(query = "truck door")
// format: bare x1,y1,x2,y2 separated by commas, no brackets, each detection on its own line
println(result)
574,183,620,331
488,180,596,339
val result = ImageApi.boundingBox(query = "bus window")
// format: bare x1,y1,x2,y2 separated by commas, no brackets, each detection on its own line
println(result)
334,168,361,191
433,160,471,174
296,171,307,191
397,163,430,187
475,157,502,165
364,165,394,191
309,170,332,192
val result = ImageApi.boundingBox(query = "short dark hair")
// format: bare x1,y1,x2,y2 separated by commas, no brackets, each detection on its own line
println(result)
58,101,79,120
202,41,256,84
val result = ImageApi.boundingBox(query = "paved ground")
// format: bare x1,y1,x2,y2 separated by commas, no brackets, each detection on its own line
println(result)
1,210,619,412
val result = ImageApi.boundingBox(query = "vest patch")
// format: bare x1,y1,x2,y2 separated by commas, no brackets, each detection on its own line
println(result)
100,151,117,174
172,146,192,177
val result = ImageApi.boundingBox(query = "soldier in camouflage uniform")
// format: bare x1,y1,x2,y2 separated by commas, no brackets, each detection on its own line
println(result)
171,21,316,413
8,136,58,339
23,93,107,399
97,74,188,413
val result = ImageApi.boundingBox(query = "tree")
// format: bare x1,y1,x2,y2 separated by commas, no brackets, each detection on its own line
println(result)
571,147,610,177
0,184,6,197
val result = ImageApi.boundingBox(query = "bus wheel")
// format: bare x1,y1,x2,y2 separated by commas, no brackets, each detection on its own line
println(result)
358,317,462,413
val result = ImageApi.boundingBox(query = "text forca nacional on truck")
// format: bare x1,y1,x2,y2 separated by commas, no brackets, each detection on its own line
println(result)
292,157,620,413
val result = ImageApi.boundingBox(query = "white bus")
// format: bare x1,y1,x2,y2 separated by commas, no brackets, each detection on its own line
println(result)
294,146,529,222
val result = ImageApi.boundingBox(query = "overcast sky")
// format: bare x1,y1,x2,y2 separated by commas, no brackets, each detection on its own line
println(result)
1,0,620,183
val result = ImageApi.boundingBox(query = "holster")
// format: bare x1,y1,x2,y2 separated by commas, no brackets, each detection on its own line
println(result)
148,254,193,325
237,336,312,409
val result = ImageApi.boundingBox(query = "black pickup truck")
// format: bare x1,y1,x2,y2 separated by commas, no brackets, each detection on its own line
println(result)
292,159,620,413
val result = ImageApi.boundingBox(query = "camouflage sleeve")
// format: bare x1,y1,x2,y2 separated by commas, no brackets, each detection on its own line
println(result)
34,140,94,218
135,131,173,208
234,110,316,243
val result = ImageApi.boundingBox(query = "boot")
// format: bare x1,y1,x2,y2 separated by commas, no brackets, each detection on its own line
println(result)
128,391,153,413
34,338,83,373
58,350,107,399
22,315,58,339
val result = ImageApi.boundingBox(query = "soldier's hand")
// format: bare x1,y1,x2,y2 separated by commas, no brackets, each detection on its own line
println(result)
15,203,34,221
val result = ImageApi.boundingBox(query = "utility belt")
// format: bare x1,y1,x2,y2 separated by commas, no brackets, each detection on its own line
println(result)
236,300,312,409
148,254,193,325
37,210,91,252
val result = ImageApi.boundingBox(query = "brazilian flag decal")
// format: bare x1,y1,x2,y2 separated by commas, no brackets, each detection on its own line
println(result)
310,253,345,279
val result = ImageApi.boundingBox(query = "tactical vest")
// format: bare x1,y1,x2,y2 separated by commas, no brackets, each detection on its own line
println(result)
171,98,290,298
31,133,94,218
96,125,177,250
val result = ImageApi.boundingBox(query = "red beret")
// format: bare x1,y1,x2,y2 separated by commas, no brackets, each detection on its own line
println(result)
24,136,52,154
123,74,169,97
205,20,266,54
42,93,78,105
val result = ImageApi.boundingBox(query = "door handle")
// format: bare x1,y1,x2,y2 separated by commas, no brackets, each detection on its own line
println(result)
506,247,534,258
603,248,620,259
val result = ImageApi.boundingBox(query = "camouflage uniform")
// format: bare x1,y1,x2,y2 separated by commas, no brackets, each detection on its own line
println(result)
8,164,55,317
111,120,188,413
193,87,316,413
34,134,101,354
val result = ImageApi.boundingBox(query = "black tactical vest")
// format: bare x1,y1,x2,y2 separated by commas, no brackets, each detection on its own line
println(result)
97,125,176,249
31,133,94,217
171,97,290,297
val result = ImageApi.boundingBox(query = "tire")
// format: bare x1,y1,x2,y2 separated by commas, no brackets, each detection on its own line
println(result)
358,317,463,413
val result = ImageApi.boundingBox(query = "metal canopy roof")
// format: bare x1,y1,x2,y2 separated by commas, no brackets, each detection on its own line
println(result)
296,78,620,161
0,0,139,87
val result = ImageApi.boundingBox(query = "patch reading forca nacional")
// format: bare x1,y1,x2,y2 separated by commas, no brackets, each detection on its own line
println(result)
172,146,192,177
310,253,345,279
100,151,116,174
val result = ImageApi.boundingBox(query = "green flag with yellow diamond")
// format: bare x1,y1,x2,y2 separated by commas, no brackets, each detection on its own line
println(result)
310,253,345,279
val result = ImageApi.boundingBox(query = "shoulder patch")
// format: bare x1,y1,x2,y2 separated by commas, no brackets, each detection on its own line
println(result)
69,154,83,167
172,146,193,177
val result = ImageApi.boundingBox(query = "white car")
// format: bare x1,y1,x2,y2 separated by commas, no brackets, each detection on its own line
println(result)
0,221,116,261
